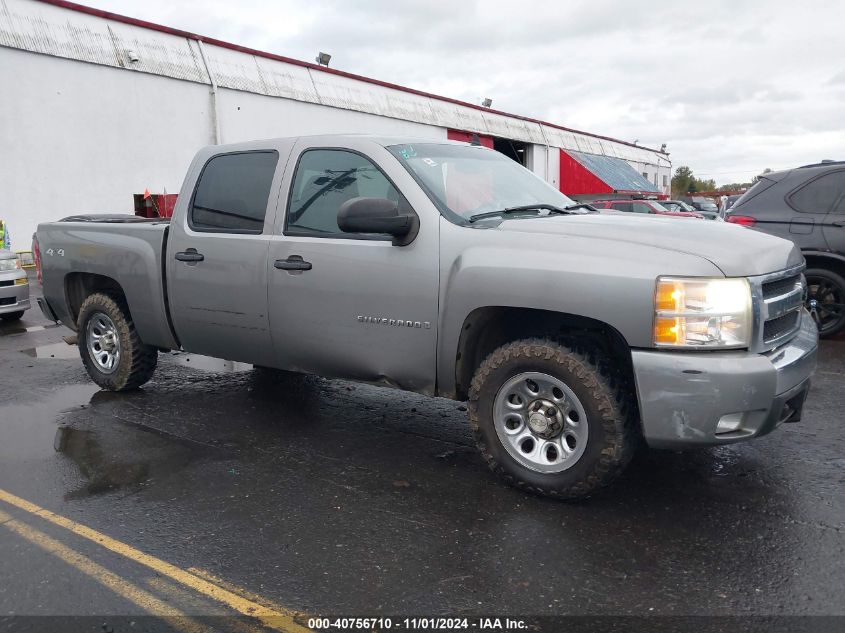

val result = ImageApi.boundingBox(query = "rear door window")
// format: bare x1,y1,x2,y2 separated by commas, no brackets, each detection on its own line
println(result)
611,202,633,212
788,170,845,214
632,203,653,214
191,151,279,233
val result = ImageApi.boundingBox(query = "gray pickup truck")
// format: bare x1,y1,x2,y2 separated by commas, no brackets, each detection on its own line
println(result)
35,135,819,498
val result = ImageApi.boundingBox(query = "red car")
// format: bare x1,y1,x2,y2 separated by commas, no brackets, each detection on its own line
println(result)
590,199,703,218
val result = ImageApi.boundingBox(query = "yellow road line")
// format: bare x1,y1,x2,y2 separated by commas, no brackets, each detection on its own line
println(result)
146,578,268,633
188,567,294,616
0,509,205,633
0,488,311,633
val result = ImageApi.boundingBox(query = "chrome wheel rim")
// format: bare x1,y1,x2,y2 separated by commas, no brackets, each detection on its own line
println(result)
86,312,120,374
493,372,589,473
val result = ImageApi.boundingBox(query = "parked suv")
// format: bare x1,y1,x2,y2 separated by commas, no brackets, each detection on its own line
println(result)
663,199,717,219
682,196,720,220
726,161,845,336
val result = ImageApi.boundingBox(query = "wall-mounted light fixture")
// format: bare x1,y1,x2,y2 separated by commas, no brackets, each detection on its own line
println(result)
315,52,331,66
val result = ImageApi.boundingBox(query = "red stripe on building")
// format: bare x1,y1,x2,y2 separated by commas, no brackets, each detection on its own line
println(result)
446,130,494,149
558,150,613,196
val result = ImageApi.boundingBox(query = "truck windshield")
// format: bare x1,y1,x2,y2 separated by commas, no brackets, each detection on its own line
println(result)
388,143,578,223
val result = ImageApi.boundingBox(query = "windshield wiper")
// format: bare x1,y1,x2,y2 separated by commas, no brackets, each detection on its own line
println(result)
468,204,570,223
564,203,598,213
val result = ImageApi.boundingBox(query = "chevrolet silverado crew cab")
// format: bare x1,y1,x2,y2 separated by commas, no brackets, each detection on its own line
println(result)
34,135,819,498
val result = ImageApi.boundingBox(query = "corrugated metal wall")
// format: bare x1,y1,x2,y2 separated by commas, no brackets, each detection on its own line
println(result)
0,0,671,165
0,0,671,246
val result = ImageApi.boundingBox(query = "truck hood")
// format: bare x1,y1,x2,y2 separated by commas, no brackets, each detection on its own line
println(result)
495,213,803,276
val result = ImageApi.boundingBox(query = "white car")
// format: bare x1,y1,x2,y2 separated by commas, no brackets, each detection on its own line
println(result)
0,250,30,321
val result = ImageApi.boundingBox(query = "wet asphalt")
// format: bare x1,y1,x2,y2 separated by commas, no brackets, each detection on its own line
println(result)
0,276,843,629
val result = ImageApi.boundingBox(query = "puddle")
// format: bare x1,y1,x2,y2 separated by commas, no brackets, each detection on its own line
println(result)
21,342,79,359
54,425,153,498
170,352,252,373
0,384,101,462
52,421,202,500
1,322,62,336
21,345,253,373
1,324,30,336
0,384,205,500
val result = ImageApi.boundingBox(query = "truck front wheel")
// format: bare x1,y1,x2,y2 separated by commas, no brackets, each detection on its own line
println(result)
77,293,158,391
469,339,637,499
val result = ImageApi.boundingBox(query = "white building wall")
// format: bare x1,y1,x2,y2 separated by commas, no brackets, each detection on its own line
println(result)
215,89,442,145
0,49,443,248
524,144,560,190
0,48,211,249
0,0,670,248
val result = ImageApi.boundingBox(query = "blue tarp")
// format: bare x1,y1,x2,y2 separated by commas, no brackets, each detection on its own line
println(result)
568,150,659,193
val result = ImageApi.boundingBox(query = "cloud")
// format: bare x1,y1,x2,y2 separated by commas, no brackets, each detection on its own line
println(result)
828,70,845,85
86,0,845,184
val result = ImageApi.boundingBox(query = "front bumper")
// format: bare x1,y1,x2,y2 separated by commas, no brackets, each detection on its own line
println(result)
632,309,818,448
0,273,30,315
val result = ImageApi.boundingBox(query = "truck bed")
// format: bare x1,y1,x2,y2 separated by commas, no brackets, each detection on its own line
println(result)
36,218,178,350
59,214,170,224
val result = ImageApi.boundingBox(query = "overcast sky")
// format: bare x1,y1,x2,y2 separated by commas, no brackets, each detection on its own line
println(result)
90,0,844,184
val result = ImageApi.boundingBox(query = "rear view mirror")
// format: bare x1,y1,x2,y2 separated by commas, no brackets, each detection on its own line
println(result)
337,197,419,246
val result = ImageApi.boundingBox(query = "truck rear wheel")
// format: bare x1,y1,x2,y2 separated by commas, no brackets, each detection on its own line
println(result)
77,293,158,391
469,339,637,499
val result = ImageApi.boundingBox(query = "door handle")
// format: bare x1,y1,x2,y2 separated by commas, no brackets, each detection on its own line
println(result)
175,251,205,262
274,256,312,271
831,221,845,228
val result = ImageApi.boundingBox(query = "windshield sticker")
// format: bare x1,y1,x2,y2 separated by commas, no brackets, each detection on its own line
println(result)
399,145,417,159
422,158,438,167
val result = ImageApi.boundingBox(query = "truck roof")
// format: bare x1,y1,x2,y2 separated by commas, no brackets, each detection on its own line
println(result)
201,134,471,154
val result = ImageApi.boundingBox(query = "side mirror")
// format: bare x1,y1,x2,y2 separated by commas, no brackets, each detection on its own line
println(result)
337,197,419,246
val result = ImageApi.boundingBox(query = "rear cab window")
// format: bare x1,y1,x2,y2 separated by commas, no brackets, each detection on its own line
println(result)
190,151,279,233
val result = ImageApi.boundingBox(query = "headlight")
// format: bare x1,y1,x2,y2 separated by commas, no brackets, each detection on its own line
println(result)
653,277,752,348
0,259,20,271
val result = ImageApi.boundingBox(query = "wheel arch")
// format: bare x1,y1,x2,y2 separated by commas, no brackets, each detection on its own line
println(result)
64,272,126,329
802,250,845,278
802,253,845,336
452,306,636,402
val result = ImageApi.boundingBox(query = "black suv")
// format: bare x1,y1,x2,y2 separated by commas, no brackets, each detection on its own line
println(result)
726,161,845,336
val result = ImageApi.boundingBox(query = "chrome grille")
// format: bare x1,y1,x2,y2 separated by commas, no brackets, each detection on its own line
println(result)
762,274,802,300
763,311,800,342
749,265,806,352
